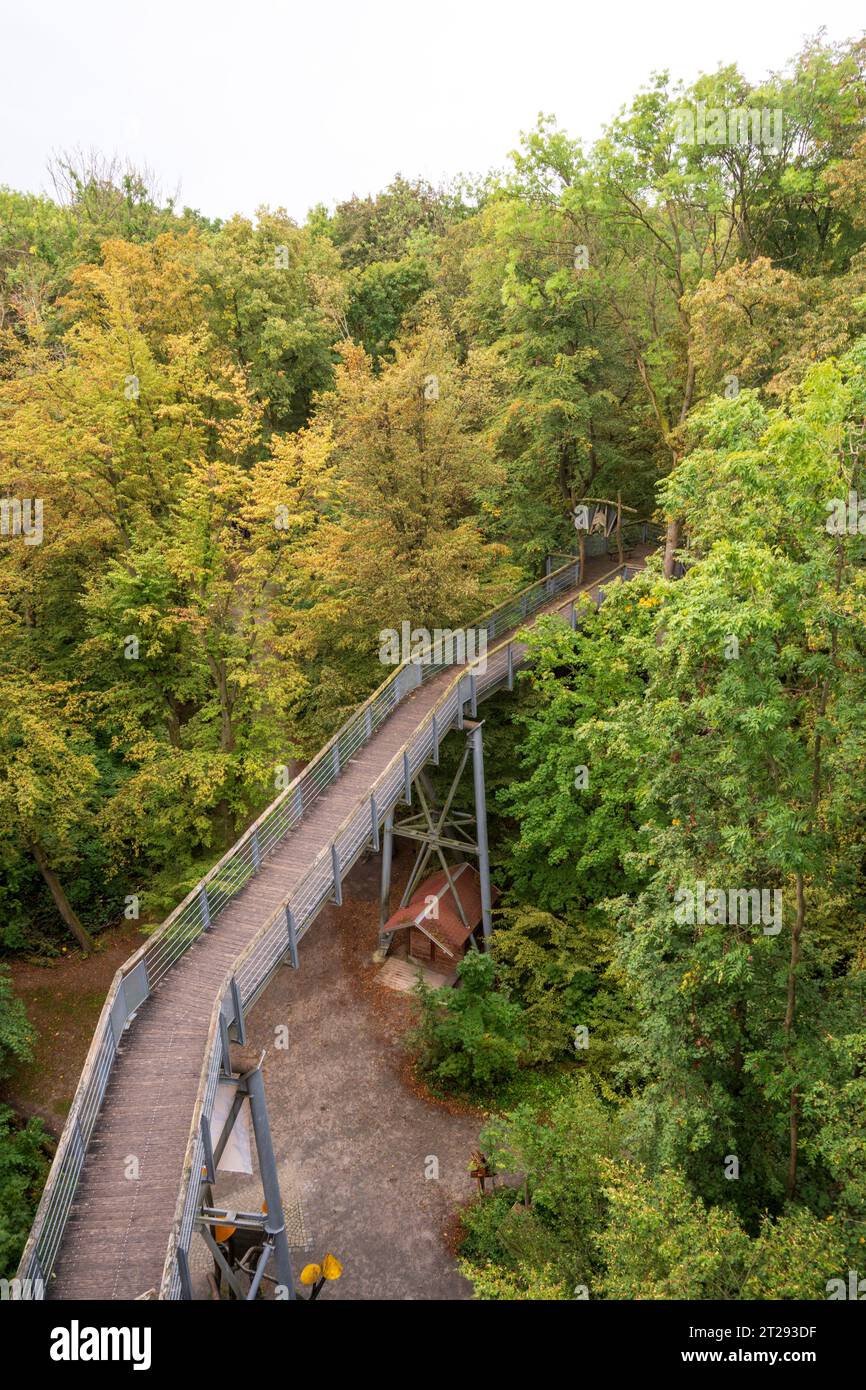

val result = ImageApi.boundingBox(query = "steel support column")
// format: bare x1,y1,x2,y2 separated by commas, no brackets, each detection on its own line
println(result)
376,812,394,956
467,721,493,947
244,1066,295,1299
376,720,495,958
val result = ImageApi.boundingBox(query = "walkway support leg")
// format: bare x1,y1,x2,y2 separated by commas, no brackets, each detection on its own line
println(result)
468,723,493,948
245,1066,295,1299
375,812,394,960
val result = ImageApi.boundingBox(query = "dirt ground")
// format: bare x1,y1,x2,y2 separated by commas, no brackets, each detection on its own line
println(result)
4,919,148,1131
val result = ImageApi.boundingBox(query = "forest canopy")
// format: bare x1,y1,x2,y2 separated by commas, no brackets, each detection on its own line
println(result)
1,32,865,1298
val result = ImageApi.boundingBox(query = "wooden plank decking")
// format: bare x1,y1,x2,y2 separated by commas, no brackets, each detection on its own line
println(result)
47,549,648,1299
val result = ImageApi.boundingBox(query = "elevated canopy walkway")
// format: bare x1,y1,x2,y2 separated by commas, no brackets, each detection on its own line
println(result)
18,536,654,1300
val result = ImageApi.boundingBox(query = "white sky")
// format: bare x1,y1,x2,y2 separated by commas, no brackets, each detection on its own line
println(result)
2,0,864,223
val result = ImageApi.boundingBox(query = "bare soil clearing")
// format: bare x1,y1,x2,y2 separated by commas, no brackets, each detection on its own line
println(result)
4,921,148,1132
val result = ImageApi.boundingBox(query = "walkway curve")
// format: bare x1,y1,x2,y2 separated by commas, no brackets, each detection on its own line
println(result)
18,545,651,1300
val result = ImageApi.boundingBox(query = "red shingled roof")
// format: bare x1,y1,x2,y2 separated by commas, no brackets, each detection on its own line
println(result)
383,863,498,957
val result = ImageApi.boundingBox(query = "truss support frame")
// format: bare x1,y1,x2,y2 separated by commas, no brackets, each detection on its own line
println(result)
376,719,494,955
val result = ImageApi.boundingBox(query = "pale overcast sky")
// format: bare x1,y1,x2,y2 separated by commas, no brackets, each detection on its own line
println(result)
2,0,864,223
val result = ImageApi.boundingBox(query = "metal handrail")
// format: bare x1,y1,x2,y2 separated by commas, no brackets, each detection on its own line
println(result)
16,553,644,1298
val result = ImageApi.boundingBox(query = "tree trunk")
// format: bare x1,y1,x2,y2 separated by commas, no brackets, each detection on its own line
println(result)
206,654,238,844
30,840,94,953
663,517,680,578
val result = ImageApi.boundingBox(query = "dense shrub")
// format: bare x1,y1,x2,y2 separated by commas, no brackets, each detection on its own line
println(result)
407,951,525,1094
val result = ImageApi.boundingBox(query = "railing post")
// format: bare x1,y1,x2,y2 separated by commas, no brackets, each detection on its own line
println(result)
294,785,303,823
230,975,246,1046
332,743,340,779
370,794,379,852
200,885,211,932
507,644,514,691
200,1113,216,1184
403,749,412,804
72,1114,86,1166
570,601,577,630
285,905,299,969
219,1012,232,1075
431,711,439,765
331,844,342,906
251,827,261,873
469,672,477,717
365,706,373,740
109,978,126,1048
177,1247,193,1301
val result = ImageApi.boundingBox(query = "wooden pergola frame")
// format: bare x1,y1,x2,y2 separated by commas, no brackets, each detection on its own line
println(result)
571,492,637,569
